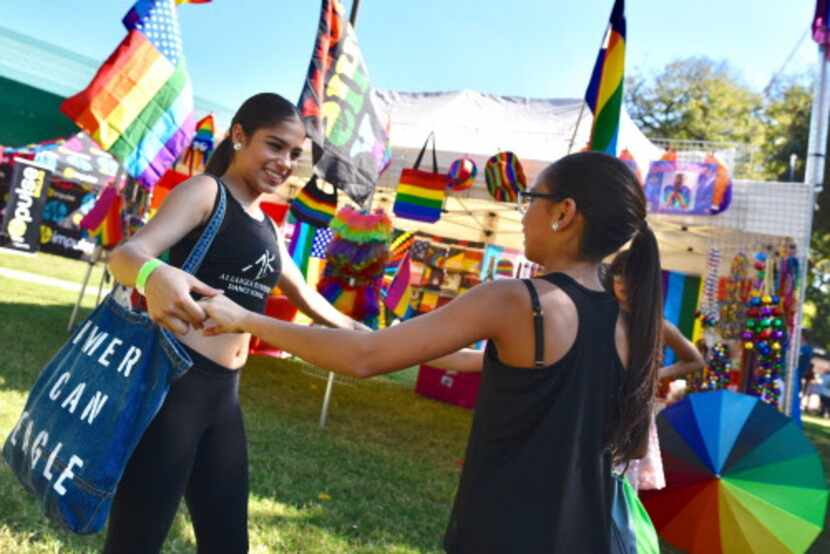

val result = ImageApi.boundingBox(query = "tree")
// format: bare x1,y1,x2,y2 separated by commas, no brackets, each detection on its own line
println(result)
625,57,765,147
760,77,811,183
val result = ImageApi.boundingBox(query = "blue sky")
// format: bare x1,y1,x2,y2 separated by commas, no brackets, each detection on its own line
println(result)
3,0,820,117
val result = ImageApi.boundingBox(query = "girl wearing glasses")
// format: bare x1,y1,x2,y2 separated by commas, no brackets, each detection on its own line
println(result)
199,152,663,553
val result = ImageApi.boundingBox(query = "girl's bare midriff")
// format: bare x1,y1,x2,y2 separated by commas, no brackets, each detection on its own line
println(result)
179,328,251,369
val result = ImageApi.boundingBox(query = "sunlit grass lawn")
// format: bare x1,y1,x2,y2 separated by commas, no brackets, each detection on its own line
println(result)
0,251,828,552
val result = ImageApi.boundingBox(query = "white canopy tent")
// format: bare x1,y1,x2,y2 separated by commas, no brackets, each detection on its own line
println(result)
294,89,663,254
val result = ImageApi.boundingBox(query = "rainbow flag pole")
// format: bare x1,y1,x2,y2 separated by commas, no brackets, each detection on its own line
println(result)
568,0,627,156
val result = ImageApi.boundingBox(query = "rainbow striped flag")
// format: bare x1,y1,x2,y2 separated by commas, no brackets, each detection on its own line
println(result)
584,0,626,155
384,252,415,318
176,0,210,4
61,0,206,189
80,185,124,248
179,114,215,175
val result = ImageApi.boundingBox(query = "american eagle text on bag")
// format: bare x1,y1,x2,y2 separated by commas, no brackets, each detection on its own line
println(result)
6,319,144,496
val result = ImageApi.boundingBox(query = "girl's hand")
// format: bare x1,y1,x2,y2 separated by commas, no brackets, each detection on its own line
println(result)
199,294,251,335
144,264,221,335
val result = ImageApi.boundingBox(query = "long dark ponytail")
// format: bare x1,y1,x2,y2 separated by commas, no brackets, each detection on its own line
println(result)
205,93,302,177
540,152,663,464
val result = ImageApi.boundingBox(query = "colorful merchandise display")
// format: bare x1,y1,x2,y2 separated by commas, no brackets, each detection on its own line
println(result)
447,157,477,192
290,175,338,227
317,207,392,328
484,151,527,202
741,246,800,408
393,133,447,223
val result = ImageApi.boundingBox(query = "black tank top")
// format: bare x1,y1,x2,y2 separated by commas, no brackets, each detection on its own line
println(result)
169,178,281,313
444,273,624,554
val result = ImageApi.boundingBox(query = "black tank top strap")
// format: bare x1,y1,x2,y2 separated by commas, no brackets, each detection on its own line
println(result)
520,279,545,368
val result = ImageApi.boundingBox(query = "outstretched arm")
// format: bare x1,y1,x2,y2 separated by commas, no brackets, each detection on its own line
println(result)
426,349,485,373
200,281,507,378
658,320,705,381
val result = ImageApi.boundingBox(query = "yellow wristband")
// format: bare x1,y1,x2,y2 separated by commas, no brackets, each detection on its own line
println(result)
135,259,163,296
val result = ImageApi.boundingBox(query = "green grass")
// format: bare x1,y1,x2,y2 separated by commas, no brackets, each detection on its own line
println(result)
0,253,469,553
0,251,829,553
0,249,106,286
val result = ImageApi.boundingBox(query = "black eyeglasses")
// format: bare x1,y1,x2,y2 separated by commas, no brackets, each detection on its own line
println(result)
517,191,559,214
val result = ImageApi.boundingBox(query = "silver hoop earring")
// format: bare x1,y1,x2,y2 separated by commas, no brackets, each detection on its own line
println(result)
233,142,242,151
551,222,560,232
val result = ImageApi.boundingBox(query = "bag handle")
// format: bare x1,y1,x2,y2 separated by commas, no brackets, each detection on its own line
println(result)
412,131,438,173
180,177,227,275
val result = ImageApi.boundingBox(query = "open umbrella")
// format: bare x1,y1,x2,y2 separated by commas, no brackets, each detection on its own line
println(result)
640,390,828,554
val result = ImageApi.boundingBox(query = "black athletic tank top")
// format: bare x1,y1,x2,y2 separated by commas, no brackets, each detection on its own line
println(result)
444,273,624,554
169,178,281,313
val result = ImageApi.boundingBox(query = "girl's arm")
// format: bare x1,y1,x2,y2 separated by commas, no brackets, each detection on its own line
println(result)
108,175,221,334
426,349,485,373
658,320,705,381
200,280,509,378
272,226,368,331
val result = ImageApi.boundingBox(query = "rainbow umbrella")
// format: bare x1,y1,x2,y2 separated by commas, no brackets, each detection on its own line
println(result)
641,390,828,554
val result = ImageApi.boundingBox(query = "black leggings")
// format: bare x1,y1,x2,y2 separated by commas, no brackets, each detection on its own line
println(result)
103,345,249,554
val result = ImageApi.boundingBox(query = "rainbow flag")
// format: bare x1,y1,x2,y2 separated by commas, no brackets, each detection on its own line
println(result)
384,252,415,318
81,185,124,248
661,270,701,365
176,0,210,4
584,0,626,155
61,0,207,189
179,114,215,175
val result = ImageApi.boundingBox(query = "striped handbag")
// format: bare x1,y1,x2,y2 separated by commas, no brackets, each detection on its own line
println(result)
393,132,447,223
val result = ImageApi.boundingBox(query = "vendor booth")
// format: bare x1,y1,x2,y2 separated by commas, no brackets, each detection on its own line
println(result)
273,89,813,424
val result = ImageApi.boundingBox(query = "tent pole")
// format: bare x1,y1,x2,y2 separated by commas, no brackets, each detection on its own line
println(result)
349,0,361,27
318,0,362,429
68,246,101,331
567,102,587,154
785,43,827,416
319,371,336,428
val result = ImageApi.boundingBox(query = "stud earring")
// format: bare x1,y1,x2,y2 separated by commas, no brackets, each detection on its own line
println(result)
233,142,242,151
551,222,560,232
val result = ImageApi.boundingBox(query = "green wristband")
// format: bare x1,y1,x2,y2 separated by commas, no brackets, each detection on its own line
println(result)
135,258,164,296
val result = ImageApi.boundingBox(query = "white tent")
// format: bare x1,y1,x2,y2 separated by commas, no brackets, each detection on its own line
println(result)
346,90,662,249
373,89,661,176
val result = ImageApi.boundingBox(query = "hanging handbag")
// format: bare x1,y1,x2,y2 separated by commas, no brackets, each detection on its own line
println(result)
485,151,527,202
610,474,660,554
290,175,338,227
393,132,448,223
2,180,227,534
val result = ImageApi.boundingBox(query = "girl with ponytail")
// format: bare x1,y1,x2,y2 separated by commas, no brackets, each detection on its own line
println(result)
200,151,663,552
605,248,705,490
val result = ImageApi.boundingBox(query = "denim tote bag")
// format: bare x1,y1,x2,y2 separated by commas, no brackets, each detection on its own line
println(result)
3,182,227,534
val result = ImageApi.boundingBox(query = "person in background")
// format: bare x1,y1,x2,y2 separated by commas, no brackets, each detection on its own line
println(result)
819,370,830,419
604,249,705,491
